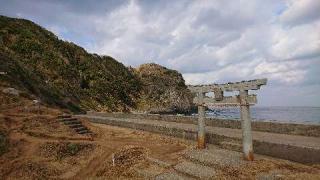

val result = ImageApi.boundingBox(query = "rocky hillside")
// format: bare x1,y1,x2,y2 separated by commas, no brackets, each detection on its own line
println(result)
134,63,192,114
0,15,192,113
0,15,141,112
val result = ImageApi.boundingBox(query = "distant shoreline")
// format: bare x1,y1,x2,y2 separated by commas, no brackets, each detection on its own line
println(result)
203,115,320,125
203,106,320,125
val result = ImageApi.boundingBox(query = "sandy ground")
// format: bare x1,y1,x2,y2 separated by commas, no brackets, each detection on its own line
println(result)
0,92,319,179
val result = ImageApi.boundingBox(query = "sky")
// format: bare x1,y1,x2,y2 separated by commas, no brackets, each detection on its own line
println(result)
0,0,320,107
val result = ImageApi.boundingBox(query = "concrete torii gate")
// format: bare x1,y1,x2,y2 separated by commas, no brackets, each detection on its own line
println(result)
188,78,267,161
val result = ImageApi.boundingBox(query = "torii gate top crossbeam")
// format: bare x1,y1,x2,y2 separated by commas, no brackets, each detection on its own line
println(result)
187,78,267,106
188,78,267,93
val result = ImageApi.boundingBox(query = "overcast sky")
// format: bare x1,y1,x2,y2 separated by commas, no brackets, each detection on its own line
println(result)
1,0,320,107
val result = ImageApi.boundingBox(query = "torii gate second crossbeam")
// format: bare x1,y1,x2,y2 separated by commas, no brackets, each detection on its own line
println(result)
188,78,267,161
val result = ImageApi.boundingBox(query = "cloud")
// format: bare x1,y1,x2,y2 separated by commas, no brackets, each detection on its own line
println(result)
0,0,319,106
280,0,320,26
270,23,320,61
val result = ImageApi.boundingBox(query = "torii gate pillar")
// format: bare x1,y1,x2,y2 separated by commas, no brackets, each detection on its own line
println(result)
197,92,206,149
198,105,206,149
240,90,254,160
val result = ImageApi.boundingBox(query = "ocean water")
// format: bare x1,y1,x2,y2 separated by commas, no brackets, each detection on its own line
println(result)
204,106,320,125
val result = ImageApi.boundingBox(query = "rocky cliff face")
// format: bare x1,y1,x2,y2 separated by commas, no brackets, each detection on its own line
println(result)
134,63,193,114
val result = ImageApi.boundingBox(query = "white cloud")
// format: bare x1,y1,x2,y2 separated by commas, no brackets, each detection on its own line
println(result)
270,22,320,60
254,61,307,84
280,0,320,26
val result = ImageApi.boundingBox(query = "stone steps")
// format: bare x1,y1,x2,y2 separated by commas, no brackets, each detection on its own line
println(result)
57,114,72,119
134,163,164,179
182,147,246,168
146,157,172,168
57,115,92,135
68,124,83,129
58,117,78,122
170,146,249,179
63,120,81,125
179,146,293,179
137,146,290,180
134,148,248,179
78,129,91,134
174,161,216,179
74,126,87,131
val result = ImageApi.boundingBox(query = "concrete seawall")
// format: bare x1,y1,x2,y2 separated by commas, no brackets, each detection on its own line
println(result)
86,112,320,137
79,113,320,164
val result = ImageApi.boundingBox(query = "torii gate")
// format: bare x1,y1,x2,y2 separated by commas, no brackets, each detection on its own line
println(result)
188,78,267,161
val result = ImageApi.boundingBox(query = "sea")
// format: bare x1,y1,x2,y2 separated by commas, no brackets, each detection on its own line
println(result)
203,106,320,125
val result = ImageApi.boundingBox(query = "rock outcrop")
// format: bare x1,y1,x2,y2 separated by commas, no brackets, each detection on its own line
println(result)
134,63,192,114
